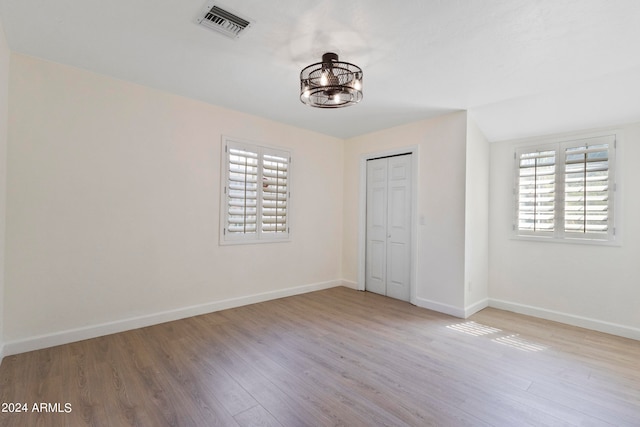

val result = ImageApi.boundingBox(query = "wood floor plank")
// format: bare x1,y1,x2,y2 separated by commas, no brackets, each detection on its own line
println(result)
1,287,639,426
233,405,282,427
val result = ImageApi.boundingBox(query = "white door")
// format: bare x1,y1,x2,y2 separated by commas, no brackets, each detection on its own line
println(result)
365,154,412,302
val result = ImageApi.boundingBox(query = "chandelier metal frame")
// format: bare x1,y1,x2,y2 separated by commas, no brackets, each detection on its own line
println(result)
300,52,363,108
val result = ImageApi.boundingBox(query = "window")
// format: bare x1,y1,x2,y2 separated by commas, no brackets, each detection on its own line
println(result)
514,134,617,242
221,137,290,244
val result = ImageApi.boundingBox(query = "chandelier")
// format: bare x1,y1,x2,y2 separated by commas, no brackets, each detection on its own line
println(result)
300,52,363,108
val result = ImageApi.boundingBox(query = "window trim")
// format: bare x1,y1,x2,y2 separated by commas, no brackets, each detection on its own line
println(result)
219,136,291,245
512,132,619,245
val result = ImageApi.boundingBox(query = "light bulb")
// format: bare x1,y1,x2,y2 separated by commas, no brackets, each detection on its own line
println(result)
334,93,341,103
353,79,362,91
320,72,328,86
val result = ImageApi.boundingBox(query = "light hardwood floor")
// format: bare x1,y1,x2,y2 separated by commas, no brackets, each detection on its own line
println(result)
1,287,639,426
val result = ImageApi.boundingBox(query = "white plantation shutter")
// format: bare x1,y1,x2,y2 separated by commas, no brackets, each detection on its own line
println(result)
222,138,291,243
227,146,259,234
261,150,289,234
514,134,616,242
517,148,556,234
562,136,614,238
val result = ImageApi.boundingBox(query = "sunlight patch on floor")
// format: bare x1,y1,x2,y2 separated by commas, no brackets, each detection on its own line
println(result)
446,321,502,336
447,322,548,352
492,334,547,352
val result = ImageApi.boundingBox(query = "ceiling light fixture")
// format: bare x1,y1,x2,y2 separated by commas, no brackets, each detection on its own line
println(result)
300,52,363,108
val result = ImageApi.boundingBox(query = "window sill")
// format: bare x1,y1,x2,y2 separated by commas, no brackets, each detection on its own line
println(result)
219,237,291,246
510,234,620,247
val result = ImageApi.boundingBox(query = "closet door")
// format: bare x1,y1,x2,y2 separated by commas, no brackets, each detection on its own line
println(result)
365,154,412,302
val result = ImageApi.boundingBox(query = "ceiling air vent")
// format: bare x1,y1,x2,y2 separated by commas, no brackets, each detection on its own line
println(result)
196,2,252,39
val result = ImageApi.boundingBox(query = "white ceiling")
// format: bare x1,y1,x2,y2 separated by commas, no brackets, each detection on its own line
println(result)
1,0,640,141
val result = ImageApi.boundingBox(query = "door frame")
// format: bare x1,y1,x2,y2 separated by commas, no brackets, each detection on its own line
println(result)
357,145,419,305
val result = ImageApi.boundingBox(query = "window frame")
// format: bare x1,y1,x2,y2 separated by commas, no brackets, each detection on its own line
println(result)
512,132,618,245
220,136,291,245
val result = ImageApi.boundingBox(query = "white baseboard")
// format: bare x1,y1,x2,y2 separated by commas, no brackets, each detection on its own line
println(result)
465,298,489,318
415,297,466,318
341,279,359,290
489,298,640,341
4,280,342,357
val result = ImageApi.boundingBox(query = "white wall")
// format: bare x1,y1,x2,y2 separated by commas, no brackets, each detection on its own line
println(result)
4,54,344,353
464,116,489,315
489,123,640,339
0,17,10,362
343,111,470,316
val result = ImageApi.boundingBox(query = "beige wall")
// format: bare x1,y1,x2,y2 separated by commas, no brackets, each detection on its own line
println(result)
0,18,10,360
343,111,470,315
5,54,344,350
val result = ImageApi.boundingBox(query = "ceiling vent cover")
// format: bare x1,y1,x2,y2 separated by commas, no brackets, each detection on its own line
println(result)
196,2,252,39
